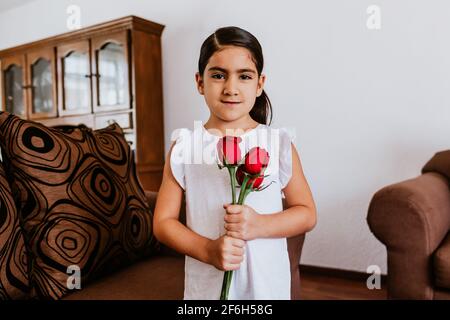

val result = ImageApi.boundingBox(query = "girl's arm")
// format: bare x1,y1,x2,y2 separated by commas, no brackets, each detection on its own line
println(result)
224,143,317,239
153,143,245,270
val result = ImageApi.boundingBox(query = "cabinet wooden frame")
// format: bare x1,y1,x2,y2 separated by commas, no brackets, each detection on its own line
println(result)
91,30,131,113
57,40,93,117
26,46,58,119
1,54,27,118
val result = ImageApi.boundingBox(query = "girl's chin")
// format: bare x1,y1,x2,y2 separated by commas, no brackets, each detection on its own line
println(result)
217,114,243,123
220,106,249,116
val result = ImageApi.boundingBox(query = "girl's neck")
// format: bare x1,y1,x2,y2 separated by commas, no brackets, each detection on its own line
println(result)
204,116,260,136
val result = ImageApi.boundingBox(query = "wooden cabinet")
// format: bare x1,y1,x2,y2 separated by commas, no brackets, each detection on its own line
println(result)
0,16,165,191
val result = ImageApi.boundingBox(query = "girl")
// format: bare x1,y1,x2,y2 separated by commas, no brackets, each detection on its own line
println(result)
153,26,317,300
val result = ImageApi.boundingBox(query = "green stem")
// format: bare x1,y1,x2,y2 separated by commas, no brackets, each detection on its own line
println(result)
221,165,239,300
221,174,254,299
240,186,253,205
238,175,250,205
220,271,232,300
225,270,232,298
229,166,237,205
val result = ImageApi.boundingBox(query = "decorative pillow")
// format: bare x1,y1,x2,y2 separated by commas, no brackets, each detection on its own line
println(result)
0,112,158,299
0,162,30,299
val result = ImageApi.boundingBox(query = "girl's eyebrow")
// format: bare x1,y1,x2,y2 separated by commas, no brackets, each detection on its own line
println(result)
207,66,256,74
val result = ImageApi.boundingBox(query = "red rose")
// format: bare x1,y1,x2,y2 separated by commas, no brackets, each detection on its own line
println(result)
243,147,270,175
236,165,264,189
217,136,242,165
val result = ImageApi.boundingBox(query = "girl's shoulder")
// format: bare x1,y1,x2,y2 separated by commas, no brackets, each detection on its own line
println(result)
170,127,192,143
258,124,296,143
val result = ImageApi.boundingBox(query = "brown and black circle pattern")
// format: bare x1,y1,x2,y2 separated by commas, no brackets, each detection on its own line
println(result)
0,112,158,300
0,163,30,300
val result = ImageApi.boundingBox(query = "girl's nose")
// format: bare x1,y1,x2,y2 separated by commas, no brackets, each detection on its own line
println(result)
223,78,239,95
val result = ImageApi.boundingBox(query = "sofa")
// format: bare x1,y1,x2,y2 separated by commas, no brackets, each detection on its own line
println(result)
367,150,450,299
0,111,305,300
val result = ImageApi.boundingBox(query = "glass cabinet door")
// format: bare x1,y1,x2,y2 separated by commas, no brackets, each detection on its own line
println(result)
91,31,130,112
26,47,57,119
1,55,27,118
57,40,92,116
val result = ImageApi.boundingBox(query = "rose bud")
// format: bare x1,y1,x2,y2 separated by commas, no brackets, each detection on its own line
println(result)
236,165,264,189
244,147,270,175
217,136,242,166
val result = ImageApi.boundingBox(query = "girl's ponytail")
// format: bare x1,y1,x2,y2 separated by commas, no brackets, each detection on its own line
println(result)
250,89,272,125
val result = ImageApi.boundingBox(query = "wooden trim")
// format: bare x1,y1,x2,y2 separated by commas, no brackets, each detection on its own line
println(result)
35,113,95,128
131,30,165,166
137,164,165,173
300,264,387,284
131,16,165,35
0,16,164,58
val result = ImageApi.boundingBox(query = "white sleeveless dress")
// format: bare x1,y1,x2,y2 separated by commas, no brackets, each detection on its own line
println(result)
169,123,295,300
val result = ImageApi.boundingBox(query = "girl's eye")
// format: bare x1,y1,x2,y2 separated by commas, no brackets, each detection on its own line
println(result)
240,74,252,80
211,74,225,79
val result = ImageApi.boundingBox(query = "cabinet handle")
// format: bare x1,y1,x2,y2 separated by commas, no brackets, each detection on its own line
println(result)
21,85,34,89
92,73,101,78
84,74,92,78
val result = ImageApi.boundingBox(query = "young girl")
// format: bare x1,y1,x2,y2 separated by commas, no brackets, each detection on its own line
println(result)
153,26,317,300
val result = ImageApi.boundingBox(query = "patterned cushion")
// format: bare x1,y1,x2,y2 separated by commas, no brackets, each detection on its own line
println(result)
0,162,30,299
0,112,158,299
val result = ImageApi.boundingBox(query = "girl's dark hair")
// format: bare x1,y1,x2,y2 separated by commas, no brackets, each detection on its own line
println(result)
198,26,273,125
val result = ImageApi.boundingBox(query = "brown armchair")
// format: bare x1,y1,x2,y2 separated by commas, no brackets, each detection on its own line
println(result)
367,150,450,299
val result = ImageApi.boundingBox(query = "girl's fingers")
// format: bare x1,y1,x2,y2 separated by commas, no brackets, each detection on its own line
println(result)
227,231,244,240
225,263,241,271
224,214,240,223
228,254,244,264
230,246,245,256
232,237,246,247
224,235,246,247
224,204,242,214
224,222,240,232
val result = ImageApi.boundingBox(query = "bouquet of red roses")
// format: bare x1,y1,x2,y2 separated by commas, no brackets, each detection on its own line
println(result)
216,135,272,300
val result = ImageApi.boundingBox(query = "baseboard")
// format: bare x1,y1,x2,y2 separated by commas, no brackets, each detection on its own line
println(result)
299,264,387,284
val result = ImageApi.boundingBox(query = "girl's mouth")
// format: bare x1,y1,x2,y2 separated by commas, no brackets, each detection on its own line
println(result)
221,101,241,106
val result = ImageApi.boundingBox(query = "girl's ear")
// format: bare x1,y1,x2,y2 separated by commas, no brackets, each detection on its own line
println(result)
195,72,204,95
256,74,266,97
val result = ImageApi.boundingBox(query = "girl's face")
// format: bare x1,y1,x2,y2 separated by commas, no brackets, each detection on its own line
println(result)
196,46,265,124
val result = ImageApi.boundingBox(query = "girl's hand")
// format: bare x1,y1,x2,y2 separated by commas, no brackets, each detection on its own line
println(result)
223,204,261,241
206,235,246,271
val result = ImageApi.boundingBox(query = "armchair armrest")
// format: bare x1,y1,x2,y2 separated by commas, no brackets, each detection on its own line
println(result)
367,172,450,299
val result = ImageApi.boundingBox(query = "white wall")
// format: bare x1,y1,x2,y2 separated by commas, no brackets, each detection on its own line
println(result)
1,0,449,275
